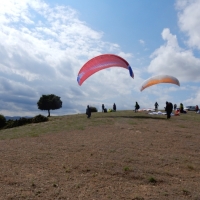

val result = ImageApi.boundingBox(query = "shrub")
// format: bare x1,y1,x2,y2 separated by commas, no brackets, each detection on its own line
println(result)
4,117,32,129
32,114,48,123
124,166,130,171
18,117,32,126
4,120,16,129
3,115,48,129
148,177,157,184
90,107,98,112
0,114,6,128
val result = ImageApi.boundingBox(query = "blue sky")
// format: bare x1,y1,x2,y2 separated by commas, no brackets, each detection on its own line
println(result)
0,0,200,116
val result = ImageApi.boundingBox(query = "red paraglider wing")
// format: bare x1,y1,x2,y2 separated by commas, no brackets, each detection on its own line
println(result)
77,54,133,85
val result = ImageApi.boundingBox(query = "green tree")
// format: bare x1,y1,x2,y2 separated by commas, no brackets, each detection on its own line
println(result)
90,107,98,112
37,94,62,117
0,114,6,129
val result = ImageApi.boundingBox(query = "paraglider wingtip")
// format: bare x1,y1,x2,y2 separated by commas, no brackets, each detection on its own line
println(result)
140,85,145,91
128,65,134,79
77,76,81,85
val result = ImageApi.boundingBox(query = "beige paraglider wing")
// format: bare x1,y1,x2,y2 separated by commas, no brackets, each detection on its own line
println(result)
140,75,180,91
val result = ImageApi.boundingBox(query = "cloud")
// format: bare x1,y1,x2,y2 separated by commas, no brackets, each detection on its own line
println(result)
176,0,200,49
139,39,145,45
148,0,200,84
145,1,200,108
1,0,199,117
148,28,200,82
182,86,200,106
0,0,135,116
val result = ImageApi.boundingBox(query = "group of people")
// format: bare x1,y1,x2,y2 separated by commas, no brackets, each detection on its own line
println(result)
86,101,199,119
86,103,117,118
86,101,141,117
102,103,116,113
164,102,187,118
165,102,190,118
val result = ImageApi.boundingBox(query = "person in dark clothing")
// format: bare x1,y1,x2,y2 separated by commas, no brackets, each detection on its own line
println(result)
174,104,177,110
180,103,184,113
86,105,91,118
113,103,116,112
154,102,159,111
102,104,105,112
165,101,173,119
135,102,140,112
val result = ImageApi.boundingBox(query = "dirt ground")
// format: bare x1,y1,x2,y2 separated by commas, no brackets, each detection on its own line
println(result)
0,111,200,199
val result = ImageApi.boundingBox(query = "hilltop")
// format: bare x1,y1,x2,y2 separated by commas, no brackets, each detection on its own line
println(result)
0,110,200,199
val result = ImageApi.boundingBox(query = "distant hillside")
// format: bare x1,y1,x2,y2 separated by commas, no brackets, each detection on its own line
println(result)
5,116,32,121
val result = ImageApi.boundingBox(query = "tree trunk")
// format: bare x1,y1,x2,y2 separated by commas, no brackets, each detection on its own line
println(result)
48,110,50,117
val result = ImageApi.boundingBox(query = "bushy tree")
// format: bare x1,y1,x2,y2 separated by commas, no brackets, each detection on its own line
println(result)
90,107,98,112
37,94,62,117
32,114,48,123
0,114,6,129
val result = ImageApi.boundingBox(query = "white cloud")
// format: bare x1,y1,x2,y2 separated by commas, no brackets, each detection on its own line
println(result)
183,88,200,106
139,39,145,45
148,0,200,85
0,0,135,116
1,0,199,117
176,0,200,49
148,28,200,82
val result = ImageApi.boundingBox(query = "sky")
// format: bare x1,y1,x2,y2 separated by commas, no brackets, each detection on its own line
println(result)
0,0,200,117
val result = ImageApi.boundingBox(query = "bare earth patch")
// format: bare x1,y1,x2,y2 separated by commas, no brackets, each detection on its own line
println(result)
0,111,200,199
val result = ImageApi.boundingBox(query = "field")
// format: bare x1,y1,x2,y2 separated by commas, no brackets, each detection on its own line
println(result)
0,110,200,200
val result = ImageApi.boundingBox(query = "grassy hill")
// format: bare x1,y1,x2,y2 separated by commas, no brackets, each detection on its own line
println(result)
0,110,199,140
0,110,200,199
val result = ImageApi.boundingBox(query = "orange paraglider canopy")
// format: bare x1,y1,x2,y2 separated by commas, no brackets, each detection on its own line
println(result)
140,75,180,91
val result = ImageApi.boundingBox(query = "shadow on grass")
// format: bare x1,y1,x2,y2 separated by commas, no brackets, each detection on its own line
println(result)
97,115,167,120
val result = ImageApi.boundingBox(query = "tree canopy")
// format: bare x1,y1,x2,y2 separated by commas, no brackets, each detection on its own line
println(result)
37,94,62,117
0,114,6,128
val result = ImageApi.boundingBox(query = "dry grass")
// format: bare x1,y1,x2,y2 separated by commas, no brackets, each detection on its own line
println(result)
0,110,200,199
